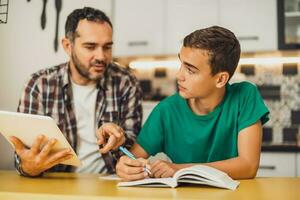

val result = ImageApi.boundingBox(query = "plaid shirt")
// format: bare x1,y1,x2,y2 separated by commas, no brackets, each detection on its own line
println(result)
16,62,143,174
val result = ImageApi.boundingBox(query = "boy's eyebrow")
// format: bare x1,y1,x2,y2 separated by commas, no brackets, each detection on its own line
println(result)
178,53,200,71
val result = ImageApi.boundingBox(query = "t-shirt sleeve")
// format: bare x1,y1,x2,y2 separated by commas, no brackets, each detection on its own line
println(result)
237,82,270,132
137,104,164,156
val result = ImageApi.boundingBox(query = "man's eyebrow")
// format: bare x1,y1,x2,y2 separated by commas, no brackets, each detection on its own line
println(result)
82,42,114,46
82,42,97,46
178,53,199,71
104,42,113,46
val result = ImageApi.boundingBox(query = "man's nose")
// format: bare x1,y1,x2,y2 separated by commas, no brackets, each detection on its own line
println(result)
95,48,105,60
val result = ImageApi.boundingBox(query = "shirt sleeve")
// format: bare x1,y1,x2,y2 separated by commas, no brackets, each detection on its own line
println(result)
17,75,44,115
119,75,143,149
237,82,270,132
137,104,164,156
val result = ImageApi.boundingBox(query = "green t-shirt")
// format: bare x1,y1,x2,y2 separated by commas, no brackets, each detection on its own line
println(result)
137,81,269,164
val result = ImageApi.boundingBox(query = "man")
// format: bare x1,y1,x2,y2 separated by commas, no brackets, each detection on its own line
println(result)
10,7,142,177
116,26,269,180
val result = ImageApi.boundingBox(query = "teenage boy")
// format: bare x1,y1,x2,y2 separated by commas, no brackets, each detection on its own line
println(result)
116,26,269,180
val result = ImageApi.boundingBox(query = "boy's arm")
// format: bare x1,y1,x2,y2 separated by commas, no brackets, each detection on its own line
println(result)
130,143,150,158
173,120,263,179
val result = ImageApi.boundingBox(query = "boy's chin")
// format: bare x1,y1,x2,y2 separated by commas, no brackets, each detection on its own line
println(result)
178,91,191,99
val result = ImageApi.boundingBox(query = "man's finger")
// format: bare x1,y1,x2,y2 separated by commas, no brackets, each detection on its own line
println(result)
114,137,126,150
45,148,72,165
47,154,73,169
96,127,106,145
9,136,25,155
99,134,116,153
107,125,123,138
39,138,57,159
30,135,45,154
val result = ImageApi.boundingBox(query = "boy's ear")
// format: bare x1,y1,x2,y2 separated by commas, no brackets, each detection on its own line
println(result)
61,37,72,57
215,72,229,88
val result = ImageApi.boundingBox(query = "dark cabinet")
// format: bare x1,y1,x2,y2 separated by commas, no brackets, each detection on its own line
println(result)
278,0,300,49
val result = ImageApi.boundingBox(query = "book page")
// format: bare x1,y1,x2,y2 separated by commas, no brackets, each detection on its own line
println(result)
174,165,240,190
117,177,177,188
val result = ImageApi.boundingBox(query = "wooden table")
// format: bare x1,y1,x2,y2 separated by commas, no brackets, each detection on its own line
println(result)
0,170,299,200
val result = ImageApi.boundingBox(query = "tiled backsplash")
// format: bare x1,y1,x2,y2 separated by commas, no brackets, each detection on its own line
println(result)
236,63,300,145
134,62,300,145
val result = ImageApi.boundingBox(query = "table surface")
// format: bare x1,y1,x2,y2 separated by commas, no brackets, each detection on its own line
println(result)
0,170,299,200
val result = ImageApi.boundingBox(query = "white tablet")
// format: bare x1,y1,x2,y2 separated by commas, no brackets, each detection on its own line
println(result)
0,111,81,166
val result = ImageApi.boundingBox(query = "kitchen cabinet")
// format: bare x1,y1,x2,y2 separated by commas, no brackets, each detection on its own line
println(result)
277,0,300,49
257,152,297,177
219,0,277,52
113,0,165,57
165,0,219,55
113,0,278,57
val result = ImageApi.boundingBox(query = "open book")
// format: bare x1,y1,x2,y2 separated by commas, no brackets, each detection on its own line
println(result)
117,165,239,190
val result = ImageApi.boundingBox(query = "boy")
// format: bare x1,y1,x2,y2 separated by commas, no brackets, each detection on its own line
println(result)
116,26,269,180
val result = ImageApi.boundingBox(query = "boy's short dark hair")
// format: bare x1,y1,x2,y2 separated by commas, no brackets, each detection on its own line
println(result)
183,26,241,79
65,7,112,42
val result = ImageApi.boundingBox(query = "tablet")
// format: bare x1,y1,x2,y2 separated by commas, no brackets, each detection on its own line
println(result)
0,111,81,166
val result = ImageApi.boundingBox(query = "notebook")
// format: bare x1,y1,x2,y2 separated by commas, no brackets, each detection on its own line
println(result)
0,111,81,166
117,165,239,190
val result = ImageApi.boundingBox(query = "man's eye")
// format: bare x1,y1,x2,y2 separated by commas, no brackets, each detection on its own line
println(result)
85,46,95,50
104,46,112,51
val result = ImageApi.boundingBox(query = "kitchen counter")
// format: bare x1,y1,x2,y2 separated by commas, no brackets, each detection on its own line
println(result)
261,144,300,152
0,170,299,200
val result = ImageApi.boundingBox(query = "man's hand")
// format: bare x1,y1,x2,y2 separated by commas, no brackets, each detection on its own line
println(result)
96,123,125,154
150,160,178,178
10,135,73,177
116,155,149,181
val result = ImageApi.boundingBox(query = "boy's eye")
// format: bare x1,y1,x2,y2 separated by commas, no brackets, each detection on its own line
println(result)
186,67,195,74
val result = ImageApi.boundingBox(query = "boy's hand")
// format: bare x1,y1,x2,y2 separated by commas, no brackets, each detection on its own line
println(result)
10,135,73,177
150,160,178,178
116,155,149,181
96,123,125,154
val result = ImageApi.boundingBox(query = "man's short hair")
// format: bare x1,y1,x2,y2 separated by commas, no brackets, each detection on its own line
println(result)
183,26,241,80
65,7,112,42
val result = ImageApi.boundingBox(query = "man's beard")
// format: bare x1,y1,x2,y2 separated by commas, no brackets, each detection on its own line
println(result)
71,50,107,81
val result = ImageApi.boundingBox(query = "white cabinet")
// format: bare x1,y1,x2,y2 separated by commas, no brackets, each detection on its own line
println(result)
257,152,297,177
165,0,219,55
219,0,277,52
113,0,165,57
113,0,278,56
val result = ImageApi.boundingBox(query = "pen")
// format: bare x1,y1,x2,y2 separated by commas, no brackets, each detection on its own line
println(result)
119,146,152,175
